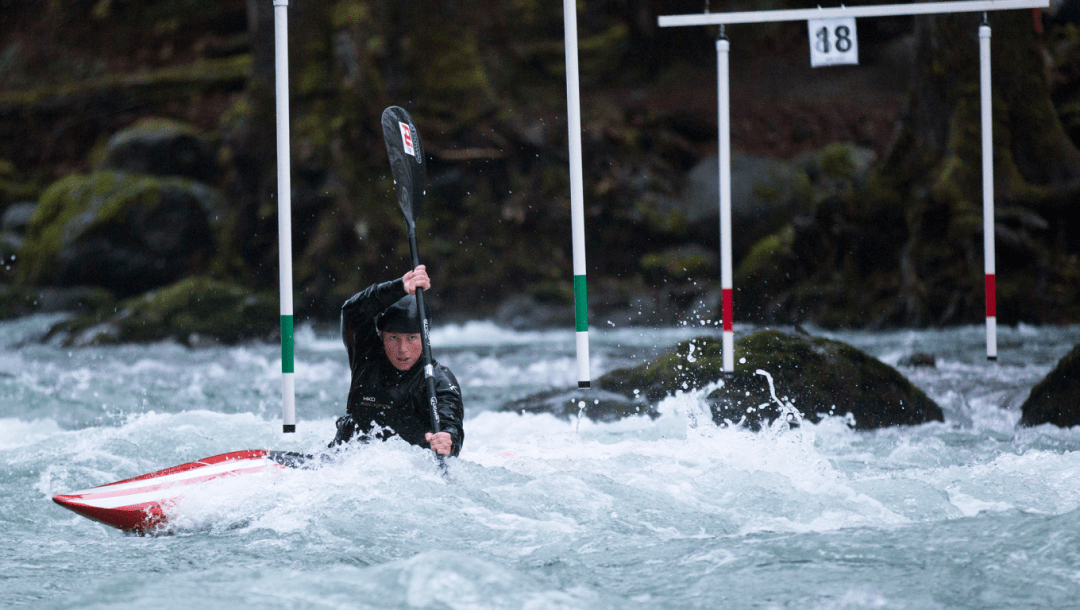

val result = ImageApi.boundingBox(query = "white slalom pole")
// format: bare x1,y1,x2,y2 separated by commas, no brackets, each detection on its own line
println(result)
980,23,997,361
717,37,734,373
563,0,591,388
274,0,296,431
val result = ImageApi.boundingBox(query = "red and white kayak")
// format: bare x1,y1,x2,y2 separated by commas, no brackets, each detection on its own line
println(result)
53,450,308,533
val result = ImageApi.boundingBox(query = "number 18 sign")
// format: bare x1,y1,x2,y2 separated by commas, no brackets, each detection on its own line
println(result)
808,17,859,67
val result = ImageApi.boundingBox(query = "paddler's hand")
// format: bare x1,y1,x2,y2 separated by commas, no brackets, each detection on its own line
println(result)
403,265,431,295
425,432,453,456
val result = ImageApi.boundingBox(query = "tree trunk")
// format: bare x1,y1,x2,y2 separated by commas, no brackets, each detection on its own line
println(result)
872,10,1080,325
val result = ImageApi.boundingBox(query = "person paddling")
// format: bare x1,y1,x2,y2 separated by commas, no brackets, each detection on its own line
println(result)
331,264,464,456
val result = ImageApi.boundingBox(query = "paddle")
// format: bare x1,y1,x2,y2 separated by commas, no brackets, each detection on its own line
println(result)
380,106,447,472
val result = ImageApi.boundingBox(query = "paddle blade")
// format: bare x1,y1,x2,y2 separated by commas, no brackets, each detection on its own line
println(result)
381,106,427,223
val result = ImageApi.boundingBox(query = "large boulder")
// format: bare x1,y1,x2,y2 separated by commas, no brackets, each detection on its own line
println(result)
1020,343,1080,427
677,144,877,264
17,172,220,296
703,331,942,430
506,329,942,430
100,118,217,182
679,153,799,263
44,276,278,347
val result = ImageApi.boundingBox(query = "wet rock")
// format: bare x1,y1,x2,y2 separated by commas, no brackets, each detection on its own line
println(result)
44,276,277,347
508,330,941,429
17,172,220,296
500,388,658,423
899,352,937,368
0,284,115,320
706,331,942,430
1020,342,1080,427
100,118,217,182
678,153,799,262
494,294,572,330
1,202,36,233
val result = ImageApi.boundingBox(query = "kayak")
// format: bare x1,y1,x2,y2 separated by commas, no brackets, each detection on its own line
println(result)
52,450,310,533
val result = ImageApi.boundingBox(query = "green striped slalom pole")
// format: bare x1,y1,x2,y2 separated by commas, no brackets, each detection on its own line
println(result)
274,0,296,432
563,0,590,388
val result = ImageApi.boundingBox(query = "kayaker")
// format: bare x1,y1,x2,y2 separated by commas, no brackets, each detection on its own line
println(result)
331,265,464,456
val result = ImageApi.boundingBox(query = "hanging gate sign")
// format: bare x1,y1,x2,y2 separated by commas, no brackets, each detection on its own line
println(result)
808,17,859,67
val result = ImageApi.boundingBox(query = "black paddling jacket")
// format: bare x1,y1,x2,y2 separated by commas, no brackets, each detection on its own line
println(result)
333,279,464,456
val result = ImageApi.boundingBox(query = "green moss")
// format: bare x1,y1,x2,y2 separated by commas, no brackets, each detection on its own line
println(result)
578,24,630,76
331,1,370,28
529,280,574,304
0,159,39,207
640,250,710,281
598,335,723,402
633,200,686,236
110,117,199,144
596,330,942,429
736,225,793,279
0,55,251,108
48,276,277,346
17,171,221,287
819,143,855,179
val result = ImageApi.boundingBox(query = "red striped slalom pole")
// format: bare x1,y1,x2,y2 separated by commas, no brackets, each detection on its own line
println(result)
717,35,734,372
980,22,997,361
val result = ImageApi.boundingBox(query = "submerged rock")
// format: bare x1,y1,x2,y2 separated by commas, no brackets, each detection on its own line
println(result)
506,329,942,430
898,352,937,368
44,276,277,347
1020,343,1080,428
501,388,659,423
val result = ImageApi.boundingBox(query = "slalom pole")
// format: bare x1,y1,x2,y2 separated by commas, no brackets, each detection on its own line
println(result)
717,34,734,372
979,21,997,361
563,0,591,388
274,0,296,432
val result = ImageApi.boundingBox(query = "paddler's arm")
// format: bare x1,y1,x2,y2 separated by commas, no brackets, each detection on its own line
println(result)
425,367,464,457
340,266,430,363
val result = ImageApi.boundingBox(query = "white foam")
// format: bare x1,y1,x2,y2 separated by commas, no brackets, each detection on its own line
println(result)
0,418,63,450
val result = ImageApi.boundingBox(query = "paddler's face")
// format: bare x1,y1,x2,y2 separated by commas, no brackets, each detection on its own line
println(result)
381,332,423,371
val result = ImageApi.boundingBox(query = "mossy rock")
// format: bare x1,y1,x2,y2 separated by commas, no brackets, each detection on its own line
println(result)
7,285,117,320
640,244,715,282
1,158,40,208
1020,343,1080,427
45,276,277,347
708,331,941,429
566,330,940,430
100,118,217,181
17,171,219,296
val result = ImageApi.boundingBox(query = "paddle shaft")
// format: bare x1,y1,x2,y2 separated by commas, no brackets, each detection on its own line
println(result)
406,223,441,436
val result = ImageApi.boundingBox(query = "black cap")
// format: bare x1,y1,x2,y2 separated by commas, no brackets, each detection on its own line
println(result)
376,296,425,334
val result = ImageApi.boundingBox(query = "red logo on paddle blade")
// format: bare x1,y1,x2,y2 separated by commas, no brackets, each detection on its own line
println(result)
399,122,415,157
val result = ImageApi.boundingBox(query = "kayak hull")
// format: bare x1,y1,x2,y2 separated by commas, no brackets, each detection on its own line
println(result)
52,450,301,533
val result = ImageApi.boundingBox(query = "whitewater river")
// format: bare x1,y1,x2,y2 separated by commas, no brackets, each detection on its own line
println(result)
3,313,1080,609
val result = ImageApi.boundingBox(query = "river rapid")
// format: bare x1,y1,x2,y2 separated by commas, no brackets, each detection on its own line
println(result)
3,314,1080,609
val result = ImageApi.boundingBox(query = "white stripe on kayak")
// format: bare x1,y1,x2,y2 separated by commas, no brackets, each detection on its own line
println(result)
66,464,272,510
63,458,272,498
